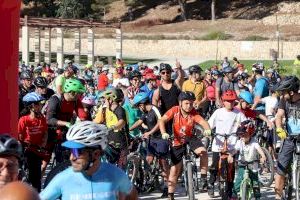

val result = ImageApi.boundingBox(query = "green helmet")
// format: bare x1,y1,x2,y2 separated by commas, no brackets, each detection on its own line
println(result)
64,78,86,93
100,88,123,102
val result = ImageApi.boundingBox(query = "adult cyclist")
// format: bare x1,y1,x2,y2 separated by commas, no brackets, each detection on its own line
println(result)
19,70,35,115
159,91,211,199
40,121,138,200
273,76,300,200
0,134,22,189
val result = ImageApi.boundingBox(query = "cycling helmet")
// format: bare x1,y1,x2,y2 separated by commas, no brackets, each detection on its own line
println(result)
22,92,45,104
128,70,142,80
0,134,22,159
159,63,172,72
252,62,264,72
67,65,78,74
222,66,234,74
133,92,149,106
20,70,33,80
34,77,48,88
188,65,202,74
100,88,124,102
178,91,196,101
64,78,86,93
145,73,157,80
222,90,237,101
236,120,255,137
211,70,222,76
239,91,253,104
62,121,109,149
272,76,300,92
81,96,96,106
125,65,133,71
237,73,249,81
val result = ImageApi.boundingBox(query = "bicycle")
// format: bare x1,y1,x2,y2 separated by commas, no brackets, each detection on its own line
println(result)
239,160,259,200
214,133,235,200
256,121,275,187
282,135,300,200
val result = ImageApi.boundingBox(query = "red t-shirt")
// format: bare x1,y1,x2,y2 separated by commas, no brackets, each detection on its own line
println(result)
18,115,48,146
235,107,257,119
97,73,109,91
164,106,204,146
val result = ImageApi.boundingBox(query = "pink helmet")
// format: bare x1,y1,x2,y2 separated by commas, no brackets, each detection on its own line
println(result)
81,96,96,106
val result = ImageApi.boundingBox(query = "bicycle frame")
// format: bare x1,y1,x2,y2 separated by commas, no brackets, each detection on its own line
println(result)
217,134,234,182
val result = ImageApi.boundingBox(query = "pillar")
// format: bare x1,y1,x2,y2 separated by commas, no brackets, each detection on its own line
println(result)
116,28,122,60
56,27,64,68
0,0,21,137
74,28,81,64
87,28,94,65
34,27,41,64
108,56,113,66
44,28,51,64
21,17,29,66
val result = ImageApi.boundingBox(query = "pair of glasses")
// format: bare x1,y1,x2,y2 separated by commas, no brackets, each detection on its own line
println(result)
161,71,171,75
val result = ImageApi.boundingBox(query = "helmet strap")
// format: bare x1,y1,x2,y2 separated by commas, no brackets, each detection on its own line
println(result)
84,151,96,171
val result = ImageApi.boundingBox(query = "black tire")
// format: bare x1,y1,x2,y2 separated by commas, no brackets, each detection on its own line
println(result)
258,147,274,187
219,159,229,200
187,162,195,200
283,174,293,200
296,168,300,200
43,161,71,189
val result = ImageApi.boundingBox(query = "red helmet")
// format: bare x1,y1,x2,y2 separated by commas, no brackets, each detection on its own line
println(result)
145,73,157,80
222,90,237,101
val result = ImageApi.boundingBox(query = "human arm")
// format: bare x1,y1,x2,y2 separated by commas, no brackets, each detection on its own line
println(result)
255,143,266,163
46,96,70,128
215,78,223,107
174,60,185,90
129,119,143,131
55,76,64,96
159,107,176,138
152,88,159,107
258,113,273,129
40,172,63,200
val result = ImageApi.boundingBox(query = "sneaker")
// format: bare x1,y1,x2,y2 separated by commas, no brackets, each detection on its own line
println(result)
168,193,175,200
198,178,208,192
207,183,214,198
161,188,168,198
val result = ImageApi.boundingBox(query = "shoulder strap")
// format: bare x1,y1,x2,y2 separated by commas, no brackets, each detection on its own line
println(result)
152,106,162,120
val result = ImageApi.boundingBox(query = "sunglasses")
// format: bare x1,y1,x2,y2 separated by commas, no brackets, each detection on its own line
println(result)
71,148,85,159
161,71,171,75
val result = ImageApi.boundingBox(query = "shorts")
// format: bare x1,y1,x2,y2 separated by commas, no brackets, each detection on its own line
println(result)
147,138,169,159
170,136,203,166
277,138,295,176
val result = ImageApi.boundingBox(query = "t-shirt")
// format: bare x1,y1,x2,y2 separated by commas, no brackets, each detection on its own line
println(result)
40,162,132,200
182,79,206,102
216,77,239,95
235,138,260,171
112,78,130,88
164,106,204,146
123,103,142,137
253,77,269,111
278,97,300,135
261,96,278,117
18,115,47,146
97,73,109,91
140,106,161,138
208,107,247,152
53,74,66,93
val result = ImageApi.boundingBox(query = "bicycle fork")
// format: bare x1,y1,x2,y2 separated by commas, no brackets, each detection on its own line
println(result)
292,154,299,190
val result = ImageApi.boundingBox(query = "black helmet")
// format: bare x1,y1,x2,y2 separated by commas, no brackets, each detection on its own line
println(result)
159,63,172,72
273,76,299,92
252,62,264,72
222,66,234,74
0,134,22,159
178,91,196,101
188,65,202,74
128,70,142,80
20,70,33,80
34,77,48,88
237,72,249,81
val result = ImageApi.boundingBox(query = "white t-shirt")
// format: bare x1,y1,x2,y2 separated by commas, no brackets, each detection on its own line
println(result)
235,138,261,171
261,96,278,117
112,78,130,88
208,107,247,152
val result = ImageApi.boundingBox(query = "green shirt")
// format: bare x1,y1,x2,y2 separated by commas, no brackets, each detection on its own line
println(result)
123,102,142,138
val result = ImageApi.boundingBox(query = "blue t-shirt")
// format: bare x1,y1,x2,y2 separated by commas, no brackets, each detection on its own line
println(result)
40,162,132,200
253,77,269,111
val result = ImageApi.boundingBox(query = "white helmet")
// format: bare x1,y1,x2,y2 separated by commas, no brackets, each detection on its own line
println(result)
62,121,109,150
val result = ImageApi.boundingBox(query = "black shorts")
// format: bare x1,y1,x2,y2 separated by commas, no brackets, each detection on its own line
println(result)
170,136,204,166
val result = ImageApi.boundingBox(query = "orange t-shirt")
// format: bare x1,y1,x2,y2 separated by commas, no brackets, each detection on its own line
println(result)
97,73,109,91
164,106,204,146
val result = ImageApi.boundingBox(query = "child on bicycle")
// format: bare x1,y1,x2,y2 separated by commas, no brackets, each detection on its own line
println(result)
232,120,266,200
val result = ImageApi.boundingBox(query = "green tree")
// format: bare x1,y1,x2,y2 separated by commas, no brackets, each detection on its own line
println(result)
23,0,57,17
56,0,85,19
91,0,113,19
178,0,187,21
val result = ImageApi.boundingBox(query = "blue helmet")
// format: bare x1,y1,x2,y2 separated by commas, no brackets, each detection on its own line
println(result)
239,91,253,104
222,66,234,74
22,92,45,104
133,92,149,106
211,70,222,76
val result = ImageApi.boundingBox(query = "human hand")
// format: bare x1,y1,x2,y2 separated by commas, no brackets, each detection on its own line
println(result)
162,133,170,140
143,132,151,139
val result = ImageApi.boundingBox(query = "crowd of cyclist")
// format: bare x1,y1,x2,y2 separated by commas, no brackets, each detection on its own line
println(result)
0,56,299,200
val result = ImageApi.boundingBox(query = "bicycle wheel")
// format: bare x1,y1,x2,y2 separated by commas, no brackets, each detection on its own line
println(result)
43,161,70,189
282,174,293,200
187,162,195,200
258,147,274,187
296,167,300,200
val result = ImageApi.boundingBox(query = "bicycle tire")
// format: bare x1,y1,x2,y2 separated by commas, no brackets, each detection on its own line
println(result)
258,147,274,187
296,167,300,200
187,162,195,200
283,173,293,200
219,159,229,200
43,161,71,189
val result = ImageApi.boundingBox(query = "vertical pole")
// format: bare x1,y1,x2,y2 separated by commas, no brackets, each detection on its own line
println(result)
0,0,21,137
34,27,41,64
74,28,81,64
44,28,51,64
116,27,122,60
56,27,64,68
87,28,94,65
22,15,29,66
